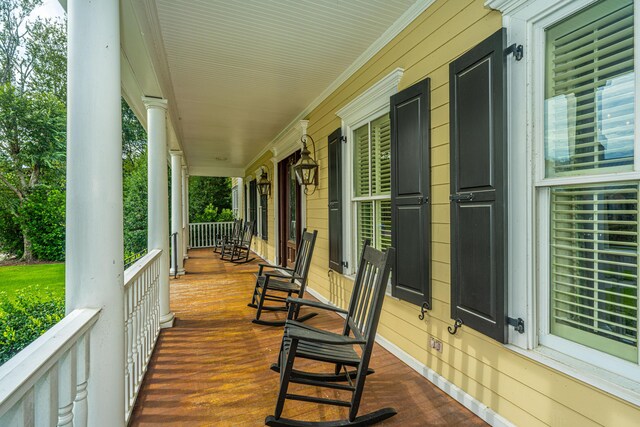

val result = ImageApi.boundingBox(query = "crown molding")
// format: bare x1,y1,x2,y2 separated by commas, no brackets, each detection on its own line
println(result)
485,0,530,14
336,68,404,125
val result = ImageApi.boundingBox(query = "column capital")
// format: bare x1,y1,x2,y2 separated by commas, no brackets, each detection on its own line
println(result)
142,96,168,111
170,150,183,159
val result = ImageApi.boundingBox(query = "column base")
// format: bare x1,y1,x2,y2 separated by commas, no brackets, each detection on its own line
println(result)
169,268,186,276
160,312,175,328
183,254,189,260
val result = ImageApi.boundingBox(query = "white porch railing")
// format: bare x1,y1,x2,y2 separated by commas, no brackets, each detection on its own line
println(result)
124,248,162,422
0,308,100,426
189,221,234,248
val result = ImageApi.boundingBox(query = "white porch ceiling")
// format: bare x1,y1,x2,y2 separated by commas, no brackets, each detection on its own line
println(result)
124,0,424,175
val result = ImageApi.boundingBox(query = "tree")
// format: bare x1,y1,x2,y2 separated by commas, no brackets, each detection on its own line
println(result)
0,1,67,261
0,85,65,260
189,176,232,222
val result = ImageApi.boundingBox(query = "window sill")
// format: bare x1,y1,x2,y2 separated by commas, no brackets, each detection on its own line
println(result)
505,344,640,407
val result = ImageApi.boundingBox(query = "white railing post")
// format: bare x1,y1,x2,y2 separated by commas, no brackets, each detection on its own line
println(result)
66,0,125,425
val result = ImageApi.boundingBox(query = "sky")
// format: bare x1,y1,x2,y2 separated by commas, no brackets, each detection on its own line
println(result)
32,0,65,19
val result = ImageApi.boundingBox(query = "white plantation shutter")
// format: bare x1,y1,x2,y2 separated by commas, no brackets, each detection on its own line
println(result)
550,183,638,362
545,0,635,177
371,114,391,196
352,113,391,265
356,201,374,257
540,0,639,366
354,124,370,197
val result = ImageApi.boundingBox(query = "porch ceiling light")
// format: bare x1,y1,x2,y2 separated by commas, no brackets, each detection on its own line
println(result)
293,134,318,195
257,167,271,197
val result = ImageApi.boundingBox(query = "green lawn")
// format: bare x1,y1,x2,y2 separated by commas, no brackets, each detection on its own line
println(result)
0,263,65,299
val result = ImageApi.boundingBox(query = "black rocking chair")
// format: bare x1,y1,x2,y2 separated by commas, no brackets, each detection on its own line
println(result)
220,220,255,263
265,241,396,426
250,229,318,326
214,218,242,254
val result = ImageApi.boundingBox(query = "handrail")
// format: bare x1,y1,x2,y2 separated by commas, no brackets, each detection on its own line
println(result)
124,248,162,287
0,308,100,420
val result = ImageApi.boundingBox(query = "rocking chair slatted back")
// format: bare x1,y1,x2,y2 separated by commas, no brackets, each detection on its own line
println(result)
347,244,389,348
230,218,243,241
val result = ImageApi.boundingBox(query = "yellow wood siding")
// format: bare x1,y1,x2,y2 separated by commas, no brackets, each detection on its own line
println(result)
295,0,640,425
244,151,277,263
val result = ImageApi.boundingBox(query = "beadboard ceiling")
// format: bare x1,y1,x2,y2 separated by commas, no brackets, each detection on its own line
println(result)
126,0,424,175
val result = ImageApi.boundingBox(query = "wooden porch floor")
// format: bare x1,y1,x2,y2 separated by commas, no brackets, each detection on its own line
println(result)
129,249,487,426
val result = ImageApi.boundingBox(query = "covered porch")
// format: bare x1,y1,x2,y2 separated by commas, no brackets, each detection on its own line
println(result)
128,249,485,426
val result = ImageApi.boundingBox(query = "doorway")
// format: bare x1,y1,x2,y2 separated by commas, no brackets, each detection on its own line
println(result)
278,151,301,267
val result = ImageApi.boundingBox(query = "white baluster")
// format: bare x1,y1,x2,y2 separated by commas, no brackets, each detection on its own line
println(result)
125,287,133,409
35,367,58,426
73,334,90,427
57,348,77,427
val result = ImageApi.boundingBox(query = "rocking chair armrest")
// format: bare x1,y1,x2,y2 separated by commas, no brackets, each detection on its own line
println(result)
264,272,302,281
286,297,348,315
287,327,366,345
258,263,295,272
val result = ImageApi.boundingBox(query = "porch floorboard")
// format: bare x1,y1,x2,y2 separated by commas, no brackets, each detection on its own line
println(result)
129,248,487,426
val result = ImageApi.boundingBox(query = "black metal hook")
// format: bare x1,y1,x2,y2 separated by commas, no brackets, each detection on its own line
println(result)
418,302,430,320
448,318,463,335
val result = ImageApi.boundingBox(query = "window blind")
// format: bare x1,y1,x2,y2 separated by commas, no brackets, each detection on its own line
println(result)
354,124,370,197
545,0,634,177
550,183,638,362
371,115,391,196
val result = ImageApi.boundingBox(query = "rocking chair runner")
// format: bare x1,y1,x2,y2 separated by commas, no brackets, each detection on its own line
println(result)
220,220,256,263
265,241,397,426
213,218,242,254
249,229,318,326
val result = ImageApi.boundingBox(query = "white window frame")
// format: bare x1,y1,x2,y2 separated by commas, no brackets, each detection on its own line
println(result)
336,68,404,276
497,0,640,402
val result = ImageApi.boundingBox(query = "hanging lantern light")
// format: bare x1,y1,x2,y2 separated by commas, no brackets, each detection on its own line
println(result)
292,134,319,194
257,167,271,196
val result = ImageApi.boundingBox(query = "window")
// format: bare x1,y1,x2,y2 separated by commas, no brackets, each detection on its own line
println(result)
336,67,403,275
538,0,639,367
352,114,392,259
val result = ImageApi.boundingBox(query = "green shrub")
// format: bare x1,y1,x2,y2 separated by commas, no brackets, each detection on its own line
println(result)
19,185,66,261
0,287,65,365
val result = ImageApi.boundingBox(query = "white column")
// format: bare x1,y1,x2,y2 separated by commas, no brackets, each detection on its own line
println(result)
182,166,189,259
170,152,185,275
144,97,174,328
66,0,124,425
238,178,244,221
271,156,280,264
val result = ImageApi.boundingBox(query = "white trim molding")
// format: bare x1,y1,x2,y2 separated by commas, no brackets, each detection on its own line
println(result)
304,287,515,427
485,0,530,14
336,68,404,125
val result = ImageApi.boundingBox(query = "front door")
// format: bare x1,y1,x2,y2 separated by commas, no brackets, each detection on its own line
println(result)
278,151,301,267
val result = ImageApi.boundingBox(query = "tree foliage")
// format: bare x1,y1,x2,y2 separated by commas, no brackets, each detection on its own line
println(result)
123,150,148,255
0,0,67,261
189,176,232,222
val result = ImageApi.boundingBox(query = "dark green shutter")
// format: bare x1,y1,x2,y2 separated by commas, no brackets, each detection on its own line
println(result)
328,127,343,273
249,180,257,235
390,77,431,307
260,193,268,240
449,28,508,343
